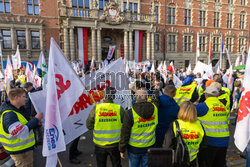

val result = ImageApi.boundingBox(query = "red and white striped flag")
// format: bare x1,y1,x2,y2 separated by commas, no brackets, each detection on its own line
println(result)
134,30,143,62
90,58,94,71
77,28,88,68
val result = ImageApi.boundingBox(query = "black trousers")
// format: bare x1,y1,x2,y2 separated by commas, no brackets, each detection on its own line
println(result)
69,137,80,160
198,145,227,167
94,145,121,167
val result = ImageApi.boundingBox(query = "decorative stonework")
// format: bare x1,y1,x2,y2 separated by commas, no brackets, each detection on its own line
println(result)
225,31,235,37
199,29,208,35
167,27,178,33
100,2,125,25
185,0,192,8
183,28,193,34
200,1,207,10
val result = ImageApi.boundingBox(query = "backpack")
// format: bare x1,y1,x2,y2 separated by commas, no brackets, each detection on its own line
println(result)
173,120,190,167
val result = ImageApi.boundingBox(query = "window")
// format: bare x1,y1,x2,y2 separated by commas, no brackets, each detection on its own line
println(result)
0,0,10,13
228,0,233,4
200,11,206,26
213,36,220,52
31,31,40,49
184,9,191,25
240,13,245,29
214,12,219,27
226,37,233,52
72,0,89,8
99,0,108,10
168,35,176,52
199,36,206,52
27,0,39,15
168,7,175,24
1,30,11,49
241,0,246,5
155,6,159,23
184,35,192,52
238,38,245,52
127,3,137,12
215,0,220,2
155,34,160,51
123,2,126,11
227,13,232,28
17,30,26,49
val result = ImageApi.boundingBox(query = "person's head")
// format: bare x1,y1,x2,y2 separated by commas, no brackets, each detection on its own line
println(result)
104,87,116,100
23,82,34,92
135,88,148,103
213,74,220,81
196,72,201,78
211,82,222,91
205,80,215,87
215,78,223,86
178,101,197,123
163,85,176,98
205,86,219,98
135,81,145,90
154,79,163,90
8,88,26,109
168,73,173,80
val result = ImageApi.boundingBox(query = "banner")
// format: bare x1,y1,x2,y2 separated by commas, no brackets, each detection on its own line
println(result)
4,55,13,84
78,28,88,67
107,45,116,60
134,30,143,62
30,58,131,145
127,61,150,71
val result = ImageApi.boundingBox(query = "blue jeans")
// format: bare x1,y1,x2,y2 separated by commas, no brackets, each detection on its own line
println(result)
246,143,250,167
128,152,148,167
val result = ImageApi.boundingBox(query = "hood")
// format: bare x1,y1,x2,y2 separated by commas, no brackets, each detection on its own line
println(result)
182,76,194,86
132,102,155,119
0,101,18,115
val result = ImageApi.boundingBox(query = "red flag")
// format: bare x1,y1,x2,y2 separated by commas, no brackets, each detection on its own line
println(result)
168,61,175,74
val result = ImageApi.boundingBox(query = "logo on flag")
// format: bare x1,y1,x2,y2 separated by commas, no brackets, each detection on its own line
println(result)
46,125,59,151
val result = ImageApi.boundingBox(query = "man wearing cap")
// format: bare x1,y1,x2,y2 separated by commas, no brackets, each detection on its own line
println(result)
86,87,125,167
211,82,230,112
195,86,229,167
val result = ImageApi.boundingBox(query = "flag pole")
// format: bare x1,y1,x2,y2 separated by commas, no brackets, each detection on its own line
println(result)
57,157,63,167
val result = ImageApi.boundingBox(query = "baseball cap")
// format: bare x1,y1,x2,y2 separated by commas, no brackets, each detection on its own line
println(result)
205,86,219,96
211,82,222,90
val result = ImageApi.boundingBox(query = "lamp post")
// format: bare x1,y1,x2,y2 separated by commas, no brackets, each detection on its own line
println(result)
0,32,3,73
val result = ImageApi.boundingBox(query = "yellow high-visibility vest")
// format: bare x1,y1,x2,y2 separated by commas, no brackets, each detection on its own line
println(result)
173,119,204,162
174,83,197,105
0,110,35,152
93,103,122,146
198,97,229,137
129,103,158,148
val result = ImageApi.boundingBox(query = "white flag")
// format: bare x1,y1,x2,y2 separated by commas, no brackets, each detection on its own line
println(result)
227,66,233,91
107,45,116,60
234,46,250,152
150,62,155,73
4,55,13,84
187,63,192,73
173,74,182,88
43,38,86,167
12,45,21,70
235,56,241,67
37,51,48,88
25,62,33,82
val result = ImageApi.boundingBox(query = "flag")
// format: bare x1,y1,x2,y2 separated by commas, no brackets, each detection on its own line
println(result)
37,51,48,88
134,30,143,62
0,70,4,79
142,64,146,73
227,66,233,91
157,61,163,73
125,63,129,74
43,38,87,167
209,34,213,64
107,45,116,60
196,32,200,62
150,62,155,73
187,63,191,73
162,61,168,83
99,63,101,70
235,56,241,67
220,36,224,68
77,28,88,67
241,46,245,64
234,46,250,152
4,55,13,84
225,48,232,67
90,58,94,71
173,74,182,88
25,62,33,82
12,45,21,70
168,61,175,74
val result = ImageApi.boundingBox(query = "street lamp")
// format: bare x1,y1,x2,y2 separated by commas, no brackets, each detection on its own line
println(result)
0,31,3,73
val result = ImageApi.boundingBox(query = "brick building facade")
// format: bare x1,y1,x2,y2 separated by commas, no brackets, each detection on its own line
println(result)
0,0,249,69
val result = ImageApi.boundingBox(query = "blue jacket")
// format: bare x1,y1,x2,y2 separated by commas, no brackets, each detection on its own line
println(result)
155,94,179,147
0,101,39,154
195,102,229,147
182,75,194,86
